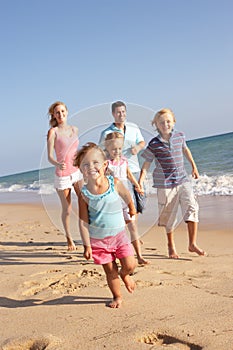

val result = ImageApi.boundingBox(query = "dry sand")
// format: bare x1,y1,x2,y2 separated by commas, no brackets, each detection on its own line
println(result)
0,196,232,350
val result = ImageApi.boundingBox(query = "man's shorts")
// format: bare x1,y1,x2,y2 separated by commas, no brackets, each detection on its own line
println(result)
157,182,199,233
54,169,83,190
90,230,134,265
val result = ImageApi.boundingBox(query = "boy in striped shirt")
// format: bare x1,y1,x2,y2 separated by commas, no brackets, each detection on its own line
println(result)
139,108,206,259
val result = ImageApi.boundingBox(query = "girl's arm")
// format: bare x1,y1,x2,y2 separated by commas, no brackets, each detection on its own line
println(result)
127,167,143,194
78,193,92,260
47,128,66,170
114,178,137,217
138,161,151,188
183,147,199,179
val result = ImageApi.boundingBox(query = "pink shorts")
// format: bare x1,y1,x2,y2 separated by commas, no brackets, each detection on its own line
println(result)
90,230,134,265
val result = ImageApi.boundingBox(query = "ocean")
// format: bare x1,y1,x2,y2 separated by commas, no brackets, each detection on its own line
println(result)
0,132,232,202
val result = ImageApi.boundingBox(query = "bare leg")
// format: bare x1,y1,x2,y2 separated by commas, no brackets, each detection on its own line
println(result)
127,220,149,265
56,189,76,251
131,239,149,265
167,231,179,259
119,256,136,293
102,261,122,308
187,221,206,256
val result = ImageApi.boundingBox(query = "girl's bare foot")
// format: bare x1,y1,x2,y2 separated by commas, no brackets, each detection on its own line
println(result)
168,244,179,259
120,273,135,293
189,244,207,256
67,237,76,251
108,297,122,308
137,257,150,265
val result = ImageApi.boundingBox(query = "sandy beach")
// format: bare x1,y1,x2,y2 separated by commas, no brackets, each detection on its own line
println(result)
0,195,232,350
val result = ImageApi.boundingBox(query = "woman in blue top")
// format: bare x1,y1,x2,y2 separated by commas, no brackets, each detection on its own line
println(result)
73,143,136,308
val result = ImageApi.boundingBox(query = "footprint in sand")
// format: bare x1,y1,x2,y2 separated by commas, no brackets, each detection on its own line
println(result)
0,334,61,350
21,268,104,296
138,332,202,349
135,280,162,288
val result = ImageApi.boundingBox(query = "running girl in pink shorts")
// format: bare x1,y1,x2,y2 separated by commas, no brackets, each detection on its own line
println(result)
73,143,136,308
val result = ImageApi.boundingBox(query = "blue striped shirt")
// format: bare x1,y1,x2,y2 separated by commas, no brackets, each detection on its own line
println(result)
141,129,189,188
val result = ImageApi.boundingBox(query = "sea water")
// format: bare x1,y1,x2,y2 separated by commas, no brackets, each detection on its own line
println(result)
0,132,232,202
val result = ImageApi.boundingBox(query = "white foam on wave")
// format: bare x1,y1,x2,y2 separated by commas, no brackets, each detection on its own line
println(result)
0,173,232,196
0,181,55,195
144,173,233,196
193,174,233,196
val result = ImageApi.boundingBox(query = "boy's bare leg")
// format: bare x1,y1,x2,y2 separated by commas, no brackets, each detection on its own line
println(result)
167,231,179,258
119,256,136,293
187,221,206,256
103,261,122,308
127,221,149,265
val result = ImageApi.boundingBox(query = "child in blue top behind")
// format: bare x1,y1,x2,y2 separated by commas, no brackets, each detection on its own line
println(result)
73,143,136,308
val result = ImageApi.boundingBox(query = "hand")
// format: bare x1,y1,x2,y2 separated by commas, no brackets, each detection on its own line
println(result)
192,167,199,179
129,208,137,217
84,246,92,260
134,185,144,195
59,162,66,171
138,180,143,188
131,145,138,155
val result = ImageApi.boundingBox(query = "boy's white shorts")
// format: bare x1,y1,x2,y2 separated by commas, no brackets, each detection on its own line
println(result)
157,182,199,233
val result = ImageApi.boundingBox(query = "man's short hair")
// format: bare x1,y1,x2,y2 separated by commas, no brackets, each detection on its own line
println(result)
111,101,126,113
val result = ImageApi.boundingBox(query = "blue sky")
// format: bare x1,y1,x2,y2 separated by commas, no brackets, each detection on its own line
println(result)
1,0,232,176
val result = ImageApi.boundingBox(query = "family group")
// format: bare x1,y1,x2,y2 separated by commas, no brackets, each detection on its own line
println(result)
47,100,206,308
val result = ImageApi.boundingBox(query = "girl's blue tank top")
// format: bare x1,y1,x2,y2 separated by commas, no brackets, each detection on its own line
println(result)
81,176,126,239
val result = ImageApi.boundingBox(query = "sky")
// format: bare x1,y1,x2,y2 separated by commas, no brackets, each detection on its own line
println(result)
1,0,233,177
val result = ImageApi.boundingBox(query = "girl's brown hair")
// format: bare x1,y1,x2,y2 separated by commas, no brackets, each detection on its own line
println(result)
73,142,106,168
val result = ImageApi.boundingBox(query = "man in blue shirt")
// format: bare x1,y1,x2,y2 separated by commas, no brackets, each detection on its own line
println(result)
99,101,145,174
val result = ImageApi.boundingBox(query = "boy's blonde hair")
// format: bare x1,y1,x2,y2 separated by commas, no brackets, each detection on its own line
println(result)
48,101,68,127
73,142,106,168
152,108,176,128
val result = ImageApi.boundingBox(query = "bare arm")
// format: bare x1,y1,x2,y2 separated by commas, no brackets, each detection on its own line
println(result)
47,128,66,170
114,178,137,217
78,194,92,260
183,147,199,179
127,167,143,193
138,161,151,188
